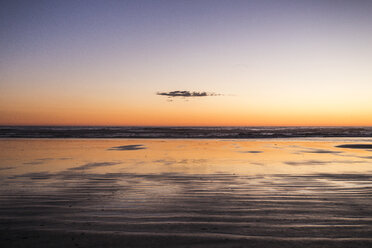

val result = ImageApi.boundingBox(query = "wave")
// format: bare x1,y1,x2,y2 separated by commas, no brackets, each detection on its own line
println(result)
1,126,372,138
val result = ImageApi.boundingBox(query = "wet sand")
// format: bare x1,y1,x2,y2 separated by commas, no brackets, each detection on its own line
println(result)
336,144,372,149
1,139,372,247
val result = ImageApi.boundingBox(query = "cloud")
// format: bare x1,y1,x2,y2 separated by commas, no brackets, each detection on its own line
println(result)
156,90,221,98
108,145,146,151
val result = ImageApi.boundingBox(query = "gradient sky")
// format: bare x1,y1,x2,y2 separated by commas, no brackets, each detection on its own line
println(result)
1,0,372,126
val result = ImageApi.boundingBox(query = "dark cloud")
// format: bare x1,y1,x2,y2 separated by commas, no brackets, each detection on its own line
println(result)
336,144,372,149
108,145,146,151
157,90,221,98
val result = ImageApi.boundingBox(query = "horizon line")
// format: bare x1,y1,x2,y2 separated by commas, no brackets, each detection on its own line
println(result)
1,125,372,128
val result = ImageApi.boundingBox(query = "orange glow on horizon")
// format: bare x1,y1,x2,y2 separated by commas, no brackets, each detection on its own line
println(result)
1,105,372,126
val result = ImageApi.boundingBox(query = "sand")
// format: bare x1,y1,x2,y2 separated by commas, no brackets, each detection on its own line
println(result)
2,172,372,247
336,144,372,149
1,139,372,247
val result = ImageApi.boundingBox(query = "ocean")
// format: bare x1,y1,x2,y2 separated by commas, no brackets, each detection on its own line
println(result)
1,126,372,138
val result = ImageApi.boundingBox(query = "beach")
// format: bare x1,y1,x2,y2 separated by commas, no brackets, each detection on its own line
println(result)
1,138,372,247
3,0,372,246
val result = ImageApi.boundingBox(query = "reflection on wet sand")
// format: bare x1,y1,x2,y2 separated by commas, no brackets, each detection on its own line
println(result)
336,144,372,149
108,144,146,151
1,139,372,247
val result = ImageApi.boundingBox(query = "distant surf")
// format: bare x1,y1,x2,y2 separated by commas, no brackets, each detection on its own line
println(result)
1,126,372,139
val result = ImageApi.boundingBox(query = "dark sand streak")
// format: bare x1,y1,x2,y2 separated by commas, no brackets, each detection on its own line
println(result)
108,145,146,151
336,144,372,149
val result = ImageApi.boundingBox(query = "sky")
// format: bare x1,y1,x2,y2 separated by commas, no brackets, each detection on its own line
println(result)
1,0,372,126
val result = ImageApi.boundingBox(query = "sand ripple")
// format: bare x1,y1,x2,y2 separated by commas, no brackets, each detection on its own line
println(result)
1,172,372,247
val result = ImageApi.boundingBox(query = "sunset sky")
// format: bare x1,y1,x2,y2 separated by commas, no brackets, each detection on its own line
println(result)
1,0,372,126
